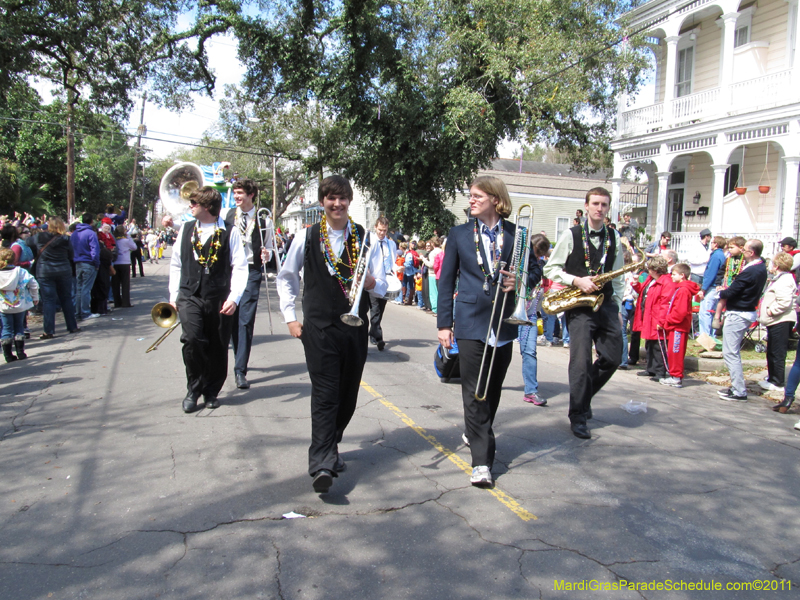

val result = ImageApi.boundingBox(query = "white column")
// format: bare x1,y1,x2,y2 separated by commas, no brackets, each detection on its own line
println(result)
663,36,680,127
656,172,671,234
720,13,739,111
610,178,623,221
647,176,658,238
793,1,800,96
710,164,730,234
781,157,800,237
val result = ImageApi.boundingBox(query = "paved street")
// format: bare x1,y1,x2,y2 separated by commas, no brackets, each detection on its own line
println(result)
1,254,799,599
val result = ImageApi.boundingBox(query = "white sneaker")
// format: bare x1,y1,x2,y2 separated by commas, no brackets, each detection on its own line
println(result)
461,433,470,447
470,466,492,487
86,313,101,320
758,380,784,392
659,376,683,388
794,420,800,431
563,342,570,349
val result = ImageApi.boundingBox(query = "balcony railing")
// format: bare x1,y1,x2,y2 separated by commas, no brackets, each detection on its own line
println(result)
618,103,664,136
617,70,794,137
671,88,719,122
730,70,791,111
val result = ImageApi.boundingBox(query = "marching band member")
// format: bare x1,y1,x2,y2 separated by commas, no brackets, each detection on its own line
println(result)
437,176,525,489
368,216,397,351
169,187,248,413
544,187,624,439
224,178,274,389
276,176,388,494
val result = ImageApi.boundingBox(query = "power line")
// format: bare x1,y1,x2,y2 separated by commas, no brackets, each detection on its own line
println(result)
0,115,299,160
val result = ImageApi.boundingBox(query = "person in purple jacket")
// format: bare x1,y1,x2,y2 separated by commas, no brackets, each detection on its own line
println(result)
70,213,100,321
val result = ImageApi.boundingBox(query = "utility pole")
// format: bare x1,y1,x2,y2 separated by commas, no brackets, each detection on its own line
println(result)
128,93,147,220
272,155,277,224
66,89,76,221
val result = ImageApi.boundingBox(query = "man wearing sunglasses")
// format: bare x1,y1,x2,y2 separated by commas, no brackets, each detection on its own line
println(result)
168,187,249,413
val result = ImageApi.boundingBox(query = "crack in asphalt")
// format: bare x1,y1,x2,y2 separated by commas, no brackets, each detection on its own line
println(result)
271,540,285,600
1,344,77,441
770,554,800,582
169,443,176,480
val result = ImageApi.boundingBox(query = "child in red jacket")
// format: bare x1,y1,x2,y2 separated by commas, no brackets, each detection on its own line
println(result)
640,256,673,381
658,263,700,388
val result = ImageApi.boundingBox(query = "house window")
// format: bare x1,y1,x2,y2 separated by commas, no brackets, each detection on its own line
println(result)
734,25,749,48
723,164,740,195
556,217,570,241
676,46,694,97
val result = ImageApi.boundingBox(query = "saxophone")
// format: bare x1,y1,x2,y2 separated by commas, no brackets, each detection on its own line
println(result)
542,254,646,315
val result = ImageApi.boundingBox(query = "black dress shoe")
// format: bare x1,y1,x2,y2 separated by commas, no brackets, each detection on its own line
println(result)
333,455,347,473
377,340,386,351
773,396,795,413
571,423,591,439
637,371,654,377
312,469,334,493
235,373,250,389
204,395,220,409
182,395,199,413
617,365,629,370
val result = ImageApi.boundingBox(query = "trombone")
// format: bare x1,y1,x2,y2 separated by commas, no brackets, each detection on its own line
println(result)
146,302,179,353
504,204,535,326
474,260,510,401
341,231,373,326
257,207,278,335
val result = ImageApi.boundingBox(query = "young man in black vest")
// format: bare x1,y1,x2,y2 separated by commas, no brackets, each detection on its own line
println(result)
544,187,625,439
224,178,274,389
276,175,388,494
168,187,249,413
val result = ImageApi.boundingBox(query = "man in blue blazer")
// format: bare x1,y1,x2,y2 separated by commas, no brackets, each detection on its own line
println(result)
437,176,527,489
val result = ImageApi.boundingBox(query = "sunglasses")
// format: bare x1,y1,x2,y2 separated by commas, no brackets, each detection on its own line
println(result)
189,200,198,206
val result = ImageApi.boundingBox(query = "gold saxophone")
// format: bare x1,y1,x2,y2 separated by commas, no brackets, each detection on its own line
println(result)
542,254,646,315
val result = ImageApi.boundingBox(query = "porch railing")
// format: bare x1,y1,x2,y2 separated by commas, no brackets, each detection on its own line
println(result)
671,88,719,122
618,103,664,136
730,70,791,111
670,231,783,259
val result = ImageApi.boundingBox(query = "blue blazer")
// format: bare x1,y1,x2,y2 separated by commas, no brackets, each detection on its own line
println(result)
437,219,523,343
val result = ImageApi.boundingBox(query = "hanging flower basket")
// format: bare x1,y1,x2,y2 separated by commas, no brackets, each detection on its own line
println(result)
758,185,771,194
735,187,747,195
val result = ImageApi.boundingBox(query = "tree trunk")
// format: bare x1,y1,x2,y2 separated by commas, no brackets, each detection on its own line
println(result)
66,98,76,221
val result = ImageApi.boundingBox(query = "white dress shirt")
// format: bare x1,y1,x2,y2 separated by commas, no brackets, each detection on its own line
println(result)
169,216,249,305
277,222,389,323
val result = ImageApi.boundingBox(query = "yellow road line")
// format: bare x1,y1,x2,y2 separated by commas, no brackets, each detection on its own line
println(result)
361,382,537,522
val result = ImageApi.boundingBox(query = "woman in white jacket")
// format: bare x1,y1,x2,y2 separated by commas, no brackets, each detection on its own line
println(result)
759,252,797,397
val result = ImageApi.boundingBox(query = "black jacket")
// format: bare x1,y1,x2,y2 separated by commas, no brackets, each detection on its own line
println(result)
719,260,768,312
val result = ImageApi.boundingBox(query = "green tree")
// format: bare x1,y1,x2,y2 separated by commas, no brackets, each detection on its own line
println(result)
1,0,241,215
236,0,646,234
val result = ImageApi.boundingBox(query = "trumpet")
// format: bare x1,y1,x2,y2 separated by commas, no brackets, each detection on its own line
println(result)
504,204,534,326
257,207,278,335
341,231,373,326
146,302,180,353
474,260,510,401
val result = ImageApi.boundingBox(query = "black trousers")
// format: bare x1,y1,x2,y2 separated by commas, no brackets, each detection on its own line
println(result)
302,319,368,476
368,295,388,343
177,295,234,398
645,338,667,379
231,266,262,376
566,303,623,425
131,250,144,277
629,331,641,364
766,321,793,387
457,338,513,468
111,264,131,307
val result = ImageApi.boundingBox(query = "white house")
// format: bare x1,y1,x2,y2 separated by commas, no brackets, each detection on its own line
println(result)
610,0,800,256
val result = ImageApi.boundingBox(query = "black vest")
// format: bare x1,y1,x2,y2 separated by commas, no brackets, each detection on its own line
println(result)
564,225,617,300
302,222,370,329
179,220,233,300
224,207,263,269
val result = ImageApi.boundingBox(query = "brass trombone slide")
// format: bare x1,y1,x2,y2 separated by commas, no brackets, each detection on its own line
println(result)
257,207,278,335
474,260,509,401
